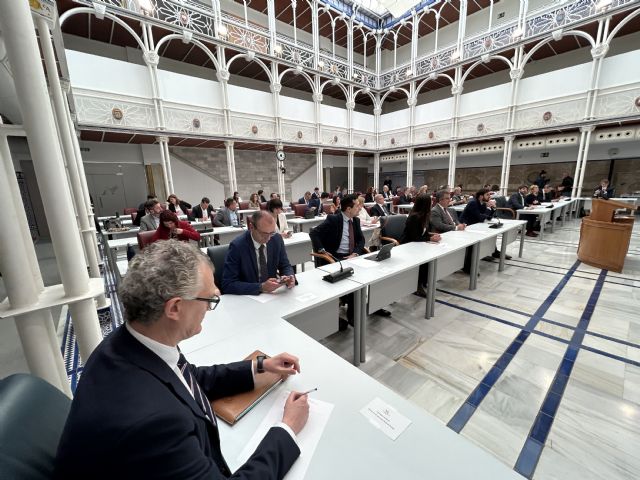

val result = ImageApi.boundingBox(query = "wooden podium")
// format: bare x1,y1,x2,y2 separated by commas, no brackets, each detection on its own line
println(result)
577,199,636,272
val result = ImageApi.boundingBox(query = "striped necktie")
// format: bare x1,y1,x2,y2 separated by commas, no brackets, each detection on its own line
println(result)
177,352,217,426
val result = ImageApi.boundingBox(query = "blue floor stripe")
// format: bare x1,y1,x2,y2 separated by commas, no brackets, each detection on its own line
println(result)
514,269,608,478
508,258,640,283
445,260,581,433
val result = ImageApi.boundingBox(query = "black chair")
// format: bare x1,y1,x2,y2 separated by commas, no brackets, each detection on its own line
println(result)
493,196,516,219
379,214,407,245
206,244,229,291
0,374,72,479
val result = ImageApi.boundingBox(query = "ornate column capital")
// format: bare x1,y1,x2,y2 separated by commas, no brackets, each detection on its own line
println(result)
451,84,463,95
143,50,159,66
591,43,609,59
312,92,323,103
270,83,282,94
373,107,382,115
316,147,323,154
449,142,458,149
406,97,417,107
504,135,516,142
509,68,523,80
225,140,235,148
216,69,230,82
345,100,355,110
580,125,596,133
155,136,169,143
406,147,414,154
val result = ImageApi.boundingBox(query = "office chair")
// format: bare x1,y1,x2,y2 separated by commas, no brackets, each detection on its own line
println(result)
379,214,407,246
206,244,230,292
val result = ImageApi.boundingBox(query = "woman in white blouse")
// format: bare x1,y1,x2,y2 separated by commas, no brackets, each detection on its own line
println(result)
267,198,292,238
356,196,379,225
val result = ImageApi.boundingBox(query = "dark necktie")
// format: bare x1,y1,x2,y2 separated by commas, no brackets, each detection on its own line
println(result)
443,206,454,225
259,244,268,282
177,352,217,426
348,219,355,253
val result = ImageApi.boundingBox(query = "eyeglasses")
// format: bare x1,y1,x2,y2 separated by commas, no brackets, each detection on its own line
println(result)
186,295,220,311
254,228,277,238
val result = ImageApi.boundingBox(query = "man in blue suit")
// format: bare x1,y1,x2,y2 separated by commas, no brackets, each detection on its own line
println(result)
223,211,295,295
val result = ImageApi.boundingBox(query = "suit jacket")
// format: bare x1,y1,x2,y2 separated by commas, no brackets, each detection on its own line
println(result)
461,199,493,225
132,207,146,226
524,193,540,207
594,186,615,199
298,197,309,205
309,213,365,256
308,197,322,216
212,207,238,227
382,191,392,199
169,200,192,218
54,326,298,480
192,204,215,221
222,231,294,295
430,204,459,233
370,203,393,217
400,215,434,244
507,192,526,211
139,213,159,232
399,194,412,205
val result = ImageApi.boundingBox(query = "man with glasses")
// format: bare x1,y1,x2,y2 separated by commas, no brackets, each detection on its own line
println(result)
55,240,309,479
222,210,295,295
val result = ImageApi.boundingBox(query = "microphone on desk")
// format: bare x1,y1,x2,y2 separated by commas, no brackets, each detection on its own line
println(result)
321,251,355,283
489,208,503,229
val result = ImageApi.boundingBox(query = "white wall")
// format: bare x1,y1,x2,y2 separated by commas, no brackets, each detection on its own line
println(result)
291,163,317,202
170,156,226,206
379,108,410,130
158,70,223,108
280,95,316,122
320,104,348,128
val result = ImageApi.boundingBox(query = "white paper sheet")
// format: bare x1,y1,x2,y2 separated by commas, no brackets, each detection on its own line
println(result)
360,397,411,441
345,257,378,269
237,390,334,480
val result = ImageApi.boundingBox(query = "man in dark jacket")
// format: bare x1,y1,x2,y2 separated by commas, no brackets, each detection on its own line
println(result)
508,185,538,237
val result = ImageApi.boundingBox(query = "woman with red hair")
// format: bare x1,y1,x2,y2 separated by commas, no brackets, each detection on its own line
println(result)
151,210,200,244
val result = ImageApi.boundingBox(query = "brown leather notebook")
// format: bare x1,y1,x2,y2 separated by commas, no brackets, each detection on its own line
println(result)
211,350,283,425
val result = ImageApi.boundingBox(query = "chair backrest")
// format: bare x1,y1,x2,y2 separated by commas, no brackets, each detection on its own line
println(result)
206,244,230,291
186,208,193,219
130,211,138,222
123,207,137,215
0,374,72,480
239,201,250,210
294,204,308,217
365,205,373,216
260,202,267,210
322,204,334,215
494,195,508,208
137,231,155,250
380,214,407,243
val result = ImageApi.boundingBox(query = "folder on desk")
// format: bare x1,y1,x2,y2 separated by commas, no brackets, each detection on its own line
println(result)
211,350,283,425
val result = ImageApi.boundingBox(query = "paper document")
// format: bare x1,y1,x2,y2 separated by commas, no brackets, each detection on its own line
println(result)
345,257,378,269
237,389,334,480
360,397,411,441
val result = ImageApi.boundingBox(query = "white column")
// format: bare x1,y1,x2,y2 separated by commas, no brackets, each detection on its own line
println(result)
37,18,104,307
216,64,232,136
225,140,238,196
348,150,355,192
0,0,102,362
373,104,381,150
315,148,323,191
448,142,458,189
162,140,174,193
406,148,414,187
346,97,355,148
500,136,516,196
311,0,320,67
575,125,595,198
313,90,323,144
373,152,380,192
156,136,171,198
270,78,282,142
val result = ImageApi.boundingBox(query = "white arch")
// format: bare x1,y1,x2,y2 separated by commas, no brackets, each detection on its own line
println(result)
379,87,411,109
278,68,316,94
521,30,596,67
352,88,376,105
416,73,455,94
154,34,220,72
460,55,513,84
606,8,640,44
59,7,146,52
226,54,273,83
319,79,349,99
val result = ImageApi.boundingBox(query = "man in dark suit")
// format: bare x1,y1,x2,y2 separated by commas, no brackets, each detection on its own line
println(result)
311,187,320,200
430,190,465,233
558,172,573,197
308,194,322,216
55,240,308,480
594,179,615,199
508,185,538,237
191,197,215,221
222,211,295,295
310,195,390,326
212,198,240,227
461,189,495,226
298,191,312,205
370,194,394,217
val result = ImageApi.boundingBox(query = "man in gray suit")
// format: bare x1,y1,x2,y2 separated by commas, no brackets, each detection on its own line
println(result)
212,198,240,227
430,190,466,233
139,199,163,231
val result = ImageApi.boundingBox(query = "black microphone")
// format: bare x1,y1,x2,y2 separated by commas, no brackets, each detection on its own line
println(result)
489,208,503,229
321,251,355,283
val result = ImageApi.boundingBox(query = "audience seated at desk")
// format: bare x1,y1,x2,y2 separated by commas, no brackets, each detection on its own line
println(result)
310,194,390,329
138,194,156,211
258,189,267,203
248,193,261,210
463,189,511,261
525,185,542,207
213,198,240,227
233,191,242,204
191,197,215,222
371,194,394,217
593,178,615,199
139,199,163,232
311,187,320,200
400,193,442,298
151,211,200,244
54,241,308,480
357,196,379,224
508,185,538,237
381,184,392,199
558,172,573,197
364,187,375,203
431,190,466,233
267,199,292,238
167,194,191,218
222,211,295,295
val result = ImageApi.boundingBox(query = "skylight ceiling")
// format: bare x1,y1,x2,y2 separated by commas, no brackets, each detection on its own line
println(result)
350,0,430,19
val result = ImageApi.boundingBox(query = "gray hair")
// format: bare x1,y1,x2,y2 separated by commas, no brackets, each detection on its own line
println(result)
250,209,270,228
119,240,212,325
435,189,450,201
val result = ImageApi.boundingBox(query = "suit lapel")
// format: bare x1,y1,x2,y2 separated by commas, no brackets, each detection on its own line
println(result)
244,231,259,280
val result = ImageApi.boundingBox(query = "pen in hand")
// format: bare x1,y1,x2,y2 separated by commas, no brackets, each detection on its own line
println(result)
296,387,318,398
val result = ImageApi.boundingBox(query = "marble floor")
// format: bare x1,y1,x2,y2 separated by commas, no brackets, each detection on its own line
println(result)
321,217,640,479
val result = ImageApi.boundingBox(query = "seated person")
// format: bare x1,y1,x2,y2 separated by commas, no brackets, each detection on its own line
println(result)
399,188,414,205
431,190,466,233
212,198,240,227
167,194,191,218
542,184,554,202
308,193,322,216
191,197,215,221
298,191,312,206
151,210,200,243
233,191,242,203
451,186,466,205
400,194,441,298
364,187,375,203
593,179,615,199
270,192,280,200
357,196,379,224
461,189,496,226
137,194,156,211
54,240,308,479
525,185,541,206
370,194,394,217
319,191,332,214
267,198,292,238
258,189,267,203
558,173,573,197
139,199,163,232
381,184,392,199
508,185,538,237
222,211,295,295
310,195,390,327
311,187,320,199
248,193,261,209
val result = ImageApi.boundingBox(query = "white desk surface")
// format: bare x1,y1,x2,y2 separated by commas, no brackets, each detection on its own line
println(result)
465,219,526,234
282,231,311,247
105,237,138,250
185,316,521,480
288,216,326,225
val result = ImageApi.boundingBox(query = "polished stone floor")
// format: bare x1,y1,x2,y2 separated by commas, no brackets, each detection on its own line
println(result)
321,217,640,479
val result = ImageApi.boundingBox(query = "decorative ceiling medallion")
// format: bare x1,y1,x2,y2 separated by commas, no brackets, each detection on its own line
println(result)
390,137,396,145
179,11,190,26
251,125,258,134
362,139,367,146
329,64,338,74
192,118,201,129
297,130,303,139
111,108,123,120
635,97,640,108
333,135,338,143
428,131,435,140
543,111,553,122
476,123,485,132
484,37,493,48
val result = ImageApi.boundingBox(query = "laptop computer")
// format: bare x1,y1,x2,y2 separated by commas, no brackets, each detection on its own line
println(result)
364,242,394,262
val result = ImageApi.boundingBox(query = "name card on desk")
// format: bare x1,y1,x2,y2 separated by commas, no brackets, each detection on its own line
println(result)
360,397,411,441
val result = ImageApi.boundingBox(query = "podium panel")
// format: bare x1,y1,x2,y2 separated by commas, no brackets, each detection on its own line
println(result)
578,218,632,273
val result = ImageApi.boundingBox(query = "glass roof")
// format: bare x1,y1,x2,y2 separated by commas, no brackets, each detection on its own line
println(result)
352,0,426,18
